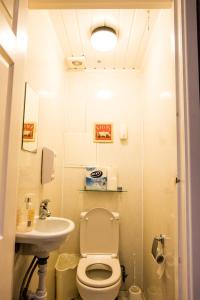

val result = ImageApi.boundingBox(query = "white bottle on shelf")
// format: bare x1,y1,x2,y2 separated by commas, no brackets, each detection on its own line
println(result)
107,167,118,191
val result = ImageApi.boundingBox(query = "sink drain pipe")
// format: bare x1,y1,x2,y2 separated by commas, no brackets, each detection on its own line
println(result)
33,257,48,300
19,256,49,300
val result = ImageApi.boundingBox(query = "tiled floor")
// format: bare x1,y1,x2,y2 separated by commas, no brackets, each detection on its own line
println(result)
118,291,128,300
75,298,128,300
75,291,128,300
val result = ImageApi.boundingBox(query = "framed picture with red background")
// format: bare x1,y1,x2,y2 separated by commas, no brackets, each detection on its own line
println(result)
94,123,113,143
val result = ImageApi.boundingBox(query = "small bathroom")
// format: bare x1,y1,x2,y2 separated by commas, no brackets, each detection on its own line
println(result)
13,2,177,300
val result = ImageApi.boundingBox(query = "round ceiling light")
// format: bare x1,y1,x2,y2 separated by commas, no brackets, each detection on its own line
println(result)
91,26,117,52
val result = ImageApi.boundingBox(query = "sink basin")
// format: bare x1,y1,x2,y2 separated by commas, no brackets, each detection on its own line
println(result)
16,217,75,256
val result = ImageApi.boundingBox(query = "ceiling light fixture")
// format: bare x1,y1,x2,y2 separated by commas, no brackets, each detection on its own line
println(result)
91,26,117,52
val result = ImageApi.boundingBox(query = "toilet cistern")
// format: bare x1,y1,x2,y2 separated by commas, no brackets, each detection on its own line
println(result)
39,199,51,219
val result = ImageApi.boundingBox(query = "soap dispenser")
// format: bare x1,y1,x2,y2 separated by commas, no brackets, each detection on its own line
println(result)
25,194,35,232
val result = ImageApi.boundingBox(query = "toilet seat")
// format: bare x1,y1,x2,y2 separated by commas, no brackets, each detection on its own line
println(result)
77,256,121,288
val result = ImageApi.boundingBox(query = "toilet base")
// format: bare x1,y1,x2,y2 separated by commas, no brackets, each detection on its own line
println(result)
76,277,121,300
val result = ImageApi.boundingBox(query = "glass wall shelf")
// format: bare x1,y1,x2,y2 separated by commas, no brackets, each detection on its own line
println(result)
79,189,127,192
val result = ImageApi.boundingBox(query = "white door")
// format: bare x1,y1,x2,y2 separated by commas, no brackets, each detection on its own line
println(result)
0,1,27,299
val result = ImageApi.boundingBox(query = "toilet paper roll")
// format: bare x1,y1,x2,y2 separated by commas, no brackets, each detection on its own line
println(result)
107,167,117,178
107,177,117,190
128,285,143,300
155,252,166,279
155,253,165,264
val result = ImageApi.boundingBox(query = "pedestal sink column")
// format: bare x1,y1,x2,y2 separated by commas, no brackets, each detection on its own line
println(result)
34,257,48,300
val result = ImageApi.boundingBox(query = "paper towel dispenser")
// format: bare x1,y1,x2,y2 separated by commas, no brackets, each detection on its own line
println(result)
41,147,55,184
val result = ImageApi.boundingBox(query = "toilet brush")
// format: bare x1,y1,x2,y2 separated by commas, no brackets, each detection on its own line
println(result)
133,253,137,288
128,254,143,300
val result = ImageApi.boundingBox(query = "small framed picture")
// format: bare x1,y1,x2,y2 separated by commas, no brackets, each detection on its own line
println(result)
23,122,36,142
94,123,113,143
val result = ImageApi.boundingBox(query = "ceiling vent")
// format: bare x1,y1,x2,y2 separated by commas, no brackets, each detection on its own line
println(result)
66,56,86,70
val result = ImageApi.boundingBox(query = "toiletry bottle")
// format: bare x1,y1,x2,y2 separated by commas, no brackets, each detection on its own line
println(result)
25,194,35,232
16,206,27,232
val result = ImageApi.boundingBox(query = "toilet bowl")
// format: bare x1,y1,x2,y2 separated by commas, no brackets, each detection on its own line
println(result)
76,208,121,300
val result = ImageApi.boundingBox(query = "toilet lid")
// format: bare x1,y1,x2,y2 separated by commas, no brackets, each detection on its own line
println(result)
77,256,121,288
80,208,119,256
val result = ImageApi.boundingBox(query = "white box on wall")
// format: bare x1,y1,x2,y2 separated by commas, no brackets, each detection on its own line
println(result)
64,133,97,166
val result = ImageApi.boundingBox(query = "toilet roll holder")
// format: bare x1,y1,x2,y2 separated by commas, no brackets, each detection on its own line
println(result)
151,234,165,264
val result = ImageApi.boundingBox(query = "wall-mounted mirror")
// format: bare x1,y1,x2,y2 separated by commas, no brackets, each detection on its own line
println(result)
22,82,39,152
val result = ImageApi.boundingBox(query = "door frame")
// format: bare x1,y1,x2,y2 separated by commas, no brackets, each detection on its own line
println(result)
174,0,200,299
0,1,28,299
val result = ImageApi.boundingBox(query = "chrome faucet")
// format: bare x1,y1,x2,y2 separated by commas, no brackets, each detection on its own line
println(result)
39,199,51,220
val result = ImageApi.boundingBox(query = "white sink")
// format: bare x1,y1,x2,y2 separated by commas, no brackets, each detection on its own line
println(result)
16,217,75,256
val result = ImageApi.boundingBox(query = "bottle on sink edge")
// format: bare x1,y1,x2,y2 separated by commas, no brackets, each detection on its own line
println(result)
16,194,35,232
25,194,35,232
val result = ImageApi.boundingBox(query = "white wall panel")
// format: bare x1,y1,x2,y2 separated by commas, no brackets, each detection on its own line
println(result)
142,9,177,300
61,69,144,290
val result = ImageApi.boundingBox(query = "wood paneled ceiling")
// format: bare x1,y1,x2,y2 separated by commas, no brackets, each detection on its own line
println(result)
50,9,159,70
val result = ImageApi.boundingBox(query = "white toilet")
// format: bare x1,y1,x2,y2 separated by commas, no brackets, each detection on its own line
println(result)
76,207,121,300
